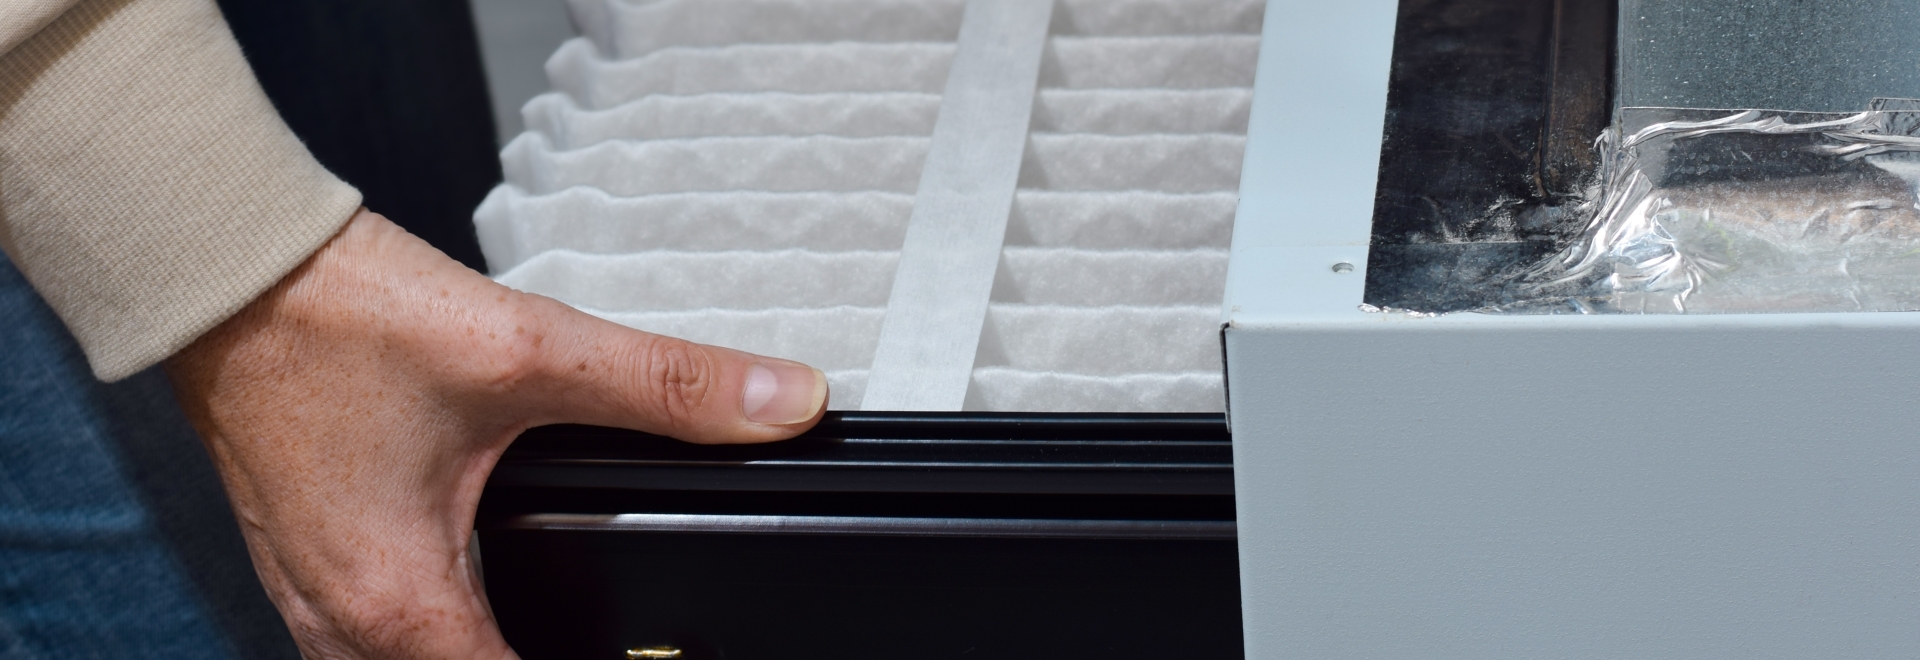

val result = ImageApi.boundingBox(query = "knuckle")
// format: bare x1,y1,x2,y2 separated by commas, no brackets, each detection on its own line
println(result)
635,338,717,427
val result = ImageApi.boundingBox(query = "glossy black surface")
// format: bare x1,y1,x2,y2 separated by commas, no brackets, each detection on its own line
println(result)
478,413,1242,659
1364,0,1615,312
483,532,1243,660
488,412,1233,496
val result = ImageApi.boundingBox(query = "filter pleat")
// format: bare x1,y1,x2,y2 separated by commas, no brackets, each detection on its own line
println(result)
965,369,1225,413
1039,36,1261,89
475,188,914,269
500,133,930,195
523,88,1251,149
1050,0,1264,36
475,187,1234,271
548,39,955,109
588,306,887,372
1019,134,1247,192
570,0,1262,60
1007,191,1235,249
572,0,965,60
1030,88,1252,134
993,248,1229,306
977,305,1224,375
524,92,942,148
496,250,900,311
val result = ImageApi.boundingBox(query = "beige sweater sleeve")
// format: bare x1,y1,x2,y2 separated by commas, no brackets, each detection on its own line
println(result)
0,0,363,381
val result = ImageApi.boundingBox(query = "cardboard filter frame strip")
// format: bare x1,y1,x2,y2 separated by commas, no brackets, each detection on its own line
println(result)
861,0,1056,411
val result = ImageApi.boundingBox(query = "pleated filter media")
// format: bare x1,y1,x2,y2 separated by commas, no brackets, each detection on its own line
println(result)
475,0,1261,412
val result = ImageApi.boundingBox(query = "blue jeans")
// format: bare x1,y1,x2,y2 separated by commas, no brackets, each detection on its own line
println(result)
0,253,298,660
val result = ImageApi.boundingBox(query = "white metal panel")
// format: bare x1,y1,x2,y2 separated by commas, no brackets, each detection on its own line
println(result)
1227,315,1920,658
1226,0,1920,656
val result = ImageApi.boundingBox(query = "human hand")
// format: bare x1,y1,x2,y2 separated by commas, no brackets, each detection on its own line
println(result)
164,209,828,658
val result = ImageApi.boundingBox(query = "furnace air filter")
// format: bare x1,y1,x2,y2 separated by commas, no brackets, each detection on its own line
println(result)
475,0,1262,412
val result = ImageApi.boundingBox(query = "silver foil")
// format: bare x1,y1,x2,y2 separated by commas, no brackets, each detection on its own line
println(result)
1518,102,1920,314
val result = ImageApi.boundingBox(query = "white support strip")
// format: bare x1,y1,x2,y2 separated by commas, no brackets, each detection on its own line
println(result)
861,0,1054,411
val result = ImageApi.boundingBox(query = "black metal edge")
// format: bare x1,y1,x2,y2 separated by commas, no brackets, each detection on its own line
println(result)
487,465,1235,496
769,411,1230,440
1539,0,1617,197
490,412,1235,497
1218,323,1234,433
511,411,1231,447
493,513,1236,541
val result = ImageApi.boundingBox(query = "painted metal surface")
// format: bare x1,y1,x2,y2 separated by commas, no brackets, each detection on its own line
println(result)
1226,0,1920,656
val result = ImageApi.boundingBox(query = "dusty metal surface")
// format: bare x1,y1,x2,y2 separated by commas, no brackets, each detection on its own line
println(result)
1618,0,1920,112
1362,0,1614,312
1367,0,1920,315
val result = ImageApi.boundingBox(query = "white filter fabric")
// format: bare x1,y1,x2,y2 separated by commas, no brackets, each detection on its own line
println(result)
547,40,953,110
567,0,1260,60
590,306,886,373
474,189,914,270
1019,134,1246,192
499,248,1223,312
547,34,1259,110
1031,89,1252,134
965,369,1226,413
977,305,1223,375
991,248,1228,307
501,133,1243,196
482,0,1262,412
523,92,942,149
567,0,964,60
474,188,1234,271
1007,191,1235,249
1046,0,1263,36
1039,36,1261,89
521,89,1251,151
500,133,929,195
497,250,899,311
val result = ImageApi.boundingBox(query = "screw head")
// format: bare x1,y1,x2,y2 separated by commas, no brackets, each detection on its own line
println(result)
1331,262,1355,274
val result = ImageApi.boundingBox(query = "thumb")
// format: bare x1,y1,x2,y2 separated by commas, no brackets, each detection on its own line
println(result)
528,302,829,444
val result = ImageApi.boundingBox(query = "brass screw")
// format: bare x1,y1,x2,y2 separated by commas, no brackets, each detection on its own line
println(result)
626,647,683,659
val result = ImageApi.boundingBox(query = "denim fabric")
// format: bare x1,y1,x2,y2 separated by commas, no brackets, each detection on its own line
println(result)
0,253,299,660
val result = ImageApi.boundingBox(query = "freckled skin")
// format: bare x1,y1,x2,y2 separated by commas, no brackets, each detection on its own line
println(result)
164,210,826,660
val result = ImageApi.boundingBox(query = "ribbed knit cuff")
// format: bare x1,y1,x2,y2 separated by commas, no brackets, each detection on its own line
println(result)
0,0,362,381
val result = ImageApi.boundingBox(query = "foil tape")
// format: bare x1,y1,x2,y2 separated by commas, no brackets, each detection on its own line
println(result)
1510,100,1920,314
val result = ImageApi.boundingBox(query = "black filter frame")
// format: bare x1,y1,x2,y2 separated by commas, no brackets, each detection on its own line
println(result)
478,412,1241,659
